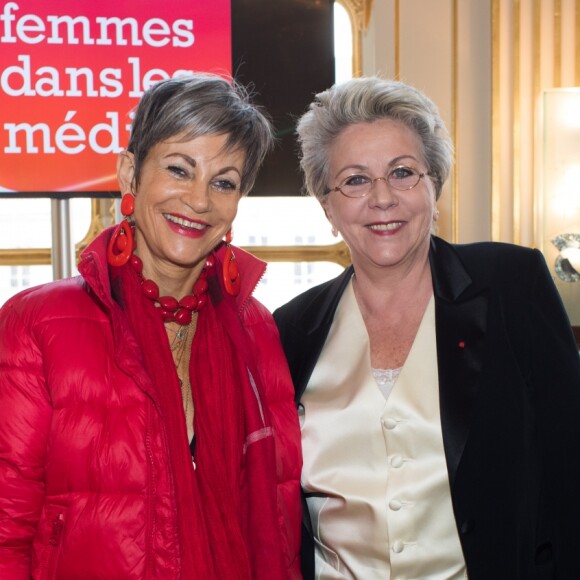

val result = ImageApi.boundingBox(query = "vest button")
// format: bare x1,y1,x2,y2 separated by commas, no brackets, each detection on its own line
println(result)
382,417,397,430
389,499,403,511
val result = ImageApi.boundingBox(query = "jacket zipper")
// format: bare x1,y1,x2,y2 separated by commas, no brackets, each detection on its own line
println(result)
47,513,64,578
49,513,64,546
145,405,157,580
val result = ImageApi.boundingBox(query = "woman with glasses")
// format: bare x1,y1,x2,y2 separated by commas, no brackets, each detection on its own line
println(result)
274,76,580,580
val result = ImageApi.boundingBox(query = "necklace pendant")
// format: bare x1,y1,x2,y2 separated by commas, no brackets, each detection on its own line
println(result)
174,307,193,326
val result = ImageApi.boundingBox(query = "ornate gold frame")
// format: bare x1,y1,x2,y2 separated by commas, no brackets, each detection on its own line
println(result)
337,0,373,77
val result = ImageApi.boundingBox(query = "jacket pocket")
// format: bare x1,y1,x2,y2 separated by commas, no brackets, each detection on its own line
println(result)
33,503,68,580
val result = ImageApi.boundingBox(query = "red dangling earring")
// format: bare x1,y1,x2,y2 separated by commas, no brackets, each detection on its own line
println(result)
107,193,135,267
222,229,241,296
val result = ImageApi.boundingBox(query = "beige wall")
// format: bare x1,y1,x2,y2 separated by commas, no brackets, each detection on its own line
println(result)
357,0,580,324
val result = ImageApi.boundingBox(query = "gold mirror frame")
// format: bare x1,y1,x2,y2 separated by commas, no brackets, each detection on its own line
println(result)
337,0,372,77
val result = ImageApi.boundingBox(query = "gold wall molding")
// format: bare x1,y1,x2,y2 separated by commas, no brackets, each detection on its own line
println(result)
576,0,580,84
248,241,351,268
492,0,580,247
0,241,351,269
451,0,459,242
0,248,51,266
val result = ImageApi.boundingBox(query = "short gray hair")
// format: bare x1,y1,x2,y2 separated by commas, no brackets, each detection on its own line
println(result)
296,76,454,201
127,73,274,194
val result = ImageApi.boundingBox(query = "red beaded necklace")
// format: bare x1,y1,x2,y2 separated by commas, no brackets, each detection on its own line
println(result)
128,252,213,325
106,193,222,326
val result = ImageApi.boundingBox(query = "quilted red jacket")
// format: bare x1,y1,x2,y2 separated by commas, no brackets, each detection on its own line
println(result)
0,229,302,579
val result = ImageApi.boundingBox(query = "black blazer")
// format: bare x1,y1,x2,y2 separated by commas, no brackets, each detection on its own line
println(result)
274,236,580,580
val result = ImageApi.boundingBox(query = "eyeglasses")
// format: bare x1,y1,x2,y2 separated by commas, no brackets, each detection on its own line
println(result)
330,165,432,198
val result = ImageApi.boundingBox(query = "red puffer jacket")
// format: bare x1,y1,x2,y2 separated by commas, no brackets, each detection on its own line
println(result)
0,229,302,579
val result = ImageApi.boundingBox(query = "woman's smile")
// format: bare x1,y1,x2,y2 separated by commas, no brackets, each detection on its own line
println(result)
366,221,405,233
118,132,246,289
163,212,210,237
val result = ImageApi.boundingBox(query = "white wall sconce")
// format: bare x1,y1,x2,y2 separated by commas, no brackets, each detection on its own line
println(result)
541,89,580,326
552,233,580,282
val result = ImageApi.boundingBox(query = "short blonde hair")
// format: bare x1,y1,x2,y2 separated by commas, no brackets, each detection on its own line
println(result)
296,76,454,201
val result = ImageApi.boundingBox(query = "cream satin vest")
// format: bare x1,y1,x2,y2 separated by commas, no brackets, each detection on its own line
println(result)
300,281,467,579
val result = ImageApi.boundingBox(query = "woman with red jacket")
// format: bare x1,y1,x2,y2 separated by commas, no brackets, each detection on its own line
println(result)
0,73,302,579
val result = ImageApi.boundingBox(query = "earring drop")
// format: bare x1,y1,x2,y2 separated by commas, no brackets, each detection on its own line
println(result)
331,226,338,237
222,229,241,296
107,193,136,267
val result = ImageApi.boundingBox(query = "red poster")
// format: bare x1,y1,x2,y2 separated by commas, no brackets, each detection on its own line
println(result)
0,0,231,194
